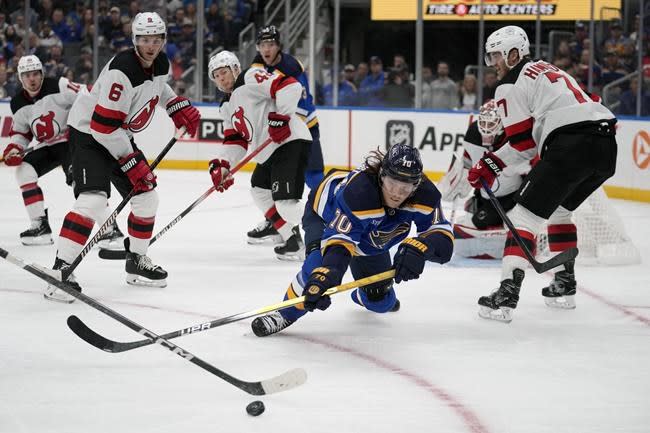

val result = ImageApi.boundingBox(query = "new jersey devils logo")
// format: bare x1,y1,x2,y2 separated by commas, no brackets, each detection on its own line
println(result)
32,111,60,141
232,106,253,142
128,96,159,132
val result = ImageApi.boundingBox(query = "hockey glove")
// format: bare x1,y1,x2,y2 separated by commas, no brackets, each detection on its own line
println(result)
303,266,343,312
209,159,234,192
393,238,428,284
467,151,505,189
267,112,291,143
119,150,157,193
3,143,24,166
166,96,201,137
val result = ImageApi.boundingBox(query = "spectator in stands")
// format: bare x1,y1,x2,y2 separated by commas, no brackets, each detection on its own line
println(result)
3,25,20,61
170,51,184,81
322,64,359,106
6,42,25,71
393,54,407,71
429,61,458,110
51,8,78,43
381,67,413,108
177,18,197,69
67,1,86,27
27,31,48,60
458,73,478,111
205,2,225,48
128,1,141,20
354,61,368,88
10,2,38,29
482,67,498,103
0,12,8,35
553,39,574,70
101,6,123,43
602,19,634,70
110,19,132,53
186,2,198,26
74,45,93,84
571,21,588,59
13,14,28,41
82,22,96,48
43,44,69,79
39,23,62,49
576,48,602,90
168,7,186,44
0,66,18,99
617,76,650,116
421,65,434,108
359,55,385,106
601,50,628,87
173,79,187,97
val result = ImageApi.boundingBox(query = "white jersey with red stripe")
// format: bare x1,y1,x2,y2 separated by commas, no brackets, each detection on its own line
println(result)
10,77,88,150
493,59,615,167
67,49,176,160
214,67,311,166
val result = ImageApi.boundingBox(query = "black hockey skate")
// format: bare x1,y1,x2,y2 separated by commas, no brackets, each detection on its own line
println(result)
125,252,168,288
43,258,82,304
542,260,576,309
96,220,125,251
20,209,53,246
274,226,305,261
478,268,525,323
247,219,283,245
251,312,295,337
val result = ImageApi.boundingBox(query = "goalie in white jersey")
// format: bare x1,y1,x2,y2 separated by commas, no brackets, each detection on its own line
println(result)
207,50,312,260
467,26,617,322
3,55,123,247
46,12,201,302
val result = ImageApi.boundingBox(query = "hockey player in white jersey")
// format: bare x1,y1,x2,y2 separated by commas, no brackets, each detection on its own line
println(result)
46,12,201,302
3,55,124,247
207,50,312,260
439,99,530,259
468,25,617,322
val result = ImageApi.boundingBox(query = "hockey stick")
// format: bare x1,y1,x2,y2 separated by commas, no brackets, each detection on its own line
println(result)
61,128,185,280
67,270,396,353
99,137,275,260
0,246,307,395
480,179,578,273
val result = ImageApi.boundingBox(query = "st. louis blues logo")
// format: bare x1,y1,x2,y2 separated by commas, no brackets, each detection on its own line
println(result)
369,223,410,250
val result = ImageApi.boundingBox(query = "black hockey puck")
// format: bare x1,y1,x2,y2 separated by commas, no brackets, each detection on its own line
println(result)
246,400,265,416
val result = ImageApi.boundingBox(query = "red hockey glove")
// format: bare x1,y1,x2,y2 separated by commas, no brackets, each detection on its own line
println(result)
267,112,291,143
209,159,234,192
467,151,506,189
166,96,200,137
3,143,24,166
119,151,157,192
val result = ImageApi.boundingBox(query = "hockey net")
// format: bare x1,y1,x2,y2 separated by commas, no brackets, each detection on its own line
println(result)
536,187,641,266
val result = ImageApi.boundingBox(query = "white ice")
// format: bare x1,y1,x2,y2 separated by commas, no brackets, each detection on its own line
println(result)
1,167,649,433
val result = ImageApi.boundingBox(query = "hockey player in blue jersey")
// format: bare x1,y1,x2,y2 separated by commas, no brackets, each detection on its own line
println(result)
246,25,325,257
251,144,454,337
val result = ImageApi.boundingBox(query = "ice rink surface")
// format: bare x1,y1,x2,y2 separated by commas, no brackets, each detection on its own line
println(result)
1,167,649,433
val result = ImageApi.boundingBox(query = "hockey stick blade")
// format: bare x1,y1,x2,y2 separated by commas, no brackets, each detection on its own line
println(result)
66,270,396,353
0,246,306,396
480,180,579,274
98,248,127,260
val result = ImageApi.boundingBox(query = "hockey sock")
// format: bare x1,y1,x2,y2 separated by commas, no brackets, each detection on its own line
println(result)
127,213,155,255
20,182,45,220
501,229,535,280
547,223,577,252
265,205,292,240
279,273,309,322
58,212,95,263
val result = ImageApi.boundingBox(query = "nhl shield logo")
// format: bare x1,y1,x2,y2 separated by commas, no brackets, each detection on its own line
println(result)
385,120,414,150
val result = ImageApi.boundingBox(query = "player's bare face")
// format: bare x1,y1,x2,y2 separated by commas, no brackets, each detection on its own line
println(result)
257,41,281,66
381,176,417,208
135,35,165,66
21,71,43,95
213,67,235,93
486,52,507,79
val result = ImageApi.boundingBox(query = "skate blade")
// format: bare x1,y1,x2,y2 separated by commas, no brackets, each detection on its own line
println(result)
478,306,513,323
43,286,76,303
21,235,54,246
126,274,167,288
275,251,305,262
544,295,576,309
247,235,283,245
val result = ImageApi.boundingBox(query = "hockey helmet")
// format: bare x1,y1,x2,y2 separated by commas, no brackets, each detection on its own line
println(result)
256,25,281,46
477,99,503,139
17,55,44,88
208,50,241,91
132,12,166,45
484,25,530,68
380,143,423,187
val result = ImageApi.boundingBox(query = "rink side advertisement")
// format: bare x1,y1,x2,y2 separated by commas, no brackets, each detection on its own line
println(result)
0,101,648,202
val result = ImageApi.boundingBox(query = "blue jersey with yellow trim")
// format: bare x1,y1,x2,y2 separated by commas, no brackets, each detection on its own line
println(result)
313,169,453,257
251,52,318,128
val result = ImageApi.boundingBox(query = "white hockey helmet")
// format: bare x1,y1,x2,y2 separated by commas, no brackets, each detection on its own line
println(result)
484,25,530,68
17,55,44,88
208,50,241,91
131,12,166,45
477,99,503,140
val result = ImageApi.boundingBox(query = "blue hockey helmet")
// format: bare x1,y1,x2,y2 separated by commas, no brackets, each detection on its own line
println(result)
380,144,423,186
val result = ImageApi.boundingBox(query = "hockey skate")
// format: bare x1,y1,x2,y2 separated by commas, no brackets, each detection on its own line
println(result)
125,252,168,288
275,226,305,261
251,311,295,337
96,220,125,251
43,258,82,304
542,260,576,309
247,219,283,245
478,269,525,323
20,209,53,246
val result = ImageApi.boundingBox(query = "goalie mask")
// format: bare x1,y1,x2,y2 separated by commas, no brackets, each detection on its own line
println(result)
208,50,241,93
477,99,503,143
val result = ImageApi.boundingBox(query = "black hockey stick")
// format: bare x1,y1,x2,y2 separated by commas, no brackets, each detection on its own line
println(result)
62,128,185,280
0,246,307,395
481,179,578,273
99,137,275,260
67,270,396,353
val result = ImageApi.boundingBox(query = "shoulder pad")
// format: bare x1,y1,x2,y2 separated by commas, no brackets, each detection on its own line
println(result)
404,176,441,210
251,53,265,68
464,121,481,146
276,53,303,78
341,171,383,214
109,49,169,87
10,90,29,113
